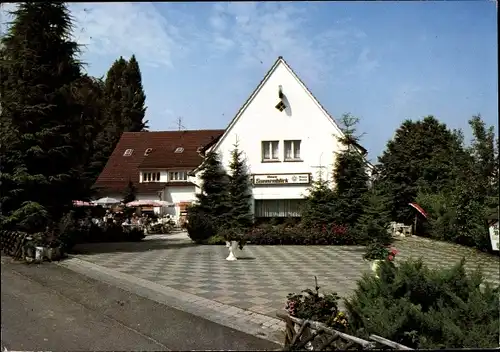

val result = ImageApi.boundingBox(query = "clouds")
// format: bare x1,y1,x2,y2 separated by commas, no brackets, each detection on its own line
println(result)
205,2,378,86
70,3,187,70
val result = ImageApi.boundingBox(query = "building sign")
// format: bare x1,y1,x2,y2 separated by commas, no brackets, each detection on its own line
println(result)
489,221,499,251
253,173,310,185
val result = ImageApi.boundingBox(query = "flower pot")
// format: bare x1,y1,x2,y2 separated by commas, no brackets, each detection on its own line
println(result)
371,259,382,278
226,241,238,261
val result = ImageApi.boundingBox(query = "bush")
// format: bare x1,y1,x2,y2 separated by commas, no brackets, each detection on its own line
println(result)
344,258,499,348
243,223,358,245
205,235,226,245
285,277,348,332
186,207,216,243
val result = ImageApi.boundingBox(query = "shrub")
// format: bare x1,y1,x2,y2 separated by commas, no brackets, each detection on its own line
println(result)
205,235,226,245
57,211,80,251
363,244,398,261
244,223,358,245
345,258,499,348
285,277,348,332
186,207,216,243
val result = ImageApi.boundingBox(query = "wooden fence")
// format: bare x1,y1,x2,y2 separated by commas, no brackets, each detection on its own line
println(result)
276,312,413,351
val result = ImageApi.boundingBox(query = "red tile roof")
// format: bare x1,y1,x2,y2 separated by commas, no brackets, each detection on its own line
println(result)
94,130,224,194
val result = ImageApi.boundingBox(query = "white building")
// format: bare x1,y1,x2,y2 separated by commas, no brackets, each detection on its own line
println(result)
95,56,372,221
198,56,373,218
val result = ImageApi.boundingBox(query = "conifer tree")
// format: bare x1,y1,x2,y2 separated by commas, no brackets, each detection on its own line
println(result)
195,151,230,229
122,180,137,204
0,2,84,231
121,54,148,132
332,113,370,228
301,176,336,228
355,183,393,245
227,143,253,230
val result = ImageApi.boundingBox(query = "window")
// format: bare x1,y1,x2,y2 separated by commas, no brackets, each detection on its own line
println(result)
262,141,280,161
169,171,188,182
174,147,184,153
123,149,133,156
275,101,286,112
142,172,161,182
284,140,301,161
144,148,153,156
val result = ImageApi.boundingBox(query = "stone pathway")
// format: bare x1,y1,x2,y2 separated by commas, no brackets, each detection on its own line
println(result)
72,234,500,320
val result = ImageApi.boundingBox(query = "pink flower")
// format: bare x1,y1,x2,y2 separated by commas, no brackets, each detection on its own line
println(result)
388,254,394,261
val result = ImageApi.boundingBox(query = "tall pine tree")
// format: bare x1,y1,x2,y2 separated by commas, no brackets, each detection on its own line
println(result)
331,113,370,228
227,143,253,230
121,54,148,132
0,2,85,231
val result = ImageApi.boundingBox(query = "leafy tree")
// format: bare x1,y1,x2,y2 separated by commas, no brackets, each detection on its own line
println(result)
377,116,469,222
227,143,253,230
467,114,499,207
331,113,369,227
121,54,148,132
0,2,84,231
122,180,137,204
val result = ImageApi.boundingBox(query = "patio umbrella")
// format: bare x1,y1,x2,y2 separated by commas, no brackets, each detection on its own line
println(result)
94,197,121,206
126,200,173,207
72,200,96,207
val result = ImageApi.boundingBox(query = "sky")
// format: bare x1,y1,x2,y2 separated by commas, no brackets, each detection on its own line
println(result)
0,2,497,162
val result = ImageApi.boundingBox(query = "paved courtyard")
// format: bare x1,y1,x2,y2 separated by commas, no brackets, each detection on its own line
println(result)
73,233,500,319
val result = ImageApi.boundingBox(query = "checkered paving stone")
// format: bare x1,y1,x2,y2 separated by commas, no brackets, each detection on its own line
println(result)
75,235,500,319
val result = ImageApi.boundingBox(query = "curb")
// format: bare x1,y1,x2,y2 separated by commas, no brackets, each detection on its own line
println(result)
58,256,285,346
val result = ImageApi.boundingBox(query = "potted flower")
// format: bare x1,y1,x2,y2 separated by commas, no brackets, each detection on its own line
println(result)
363,242,398,277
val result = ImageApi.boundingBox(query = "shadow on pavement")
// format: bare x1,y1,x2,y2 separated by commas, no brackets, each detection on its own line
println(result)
71,237,198,255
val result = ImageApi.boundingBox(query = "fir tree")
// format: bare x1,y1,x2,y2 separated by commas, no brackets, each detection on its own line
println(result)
356,184,393,246
104,56,128,140
332,113,370,228
121,54,148,132
301,176,336,228
195,150,230,229
227,143,253,230
0,2,84,231
122,180,137,204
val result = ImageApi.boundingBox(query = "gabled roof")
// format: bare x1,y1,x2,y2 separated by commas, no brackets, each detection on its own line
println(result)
209,56,366,154
95,129,224,194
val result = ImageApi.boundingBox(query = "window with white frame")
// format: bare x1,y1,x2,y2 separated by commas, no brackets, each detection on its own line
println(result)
142,172,161,182
169,171,188,182
261,141,279,161
284,140,301,161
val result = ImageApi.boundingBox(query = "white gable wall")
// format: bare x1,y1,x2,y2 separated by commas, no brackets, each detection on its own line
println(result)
213,61,344,202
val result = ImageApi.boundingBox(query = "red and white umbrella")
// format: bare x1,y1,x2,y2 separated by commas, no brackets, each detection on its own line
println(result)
72,200,96,207
408,202,428,219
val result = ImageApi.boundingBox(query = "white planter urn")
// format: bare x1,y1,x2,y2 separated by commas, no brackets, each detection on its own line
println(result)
371,259,382,278
225,241,238,261
35,246,45,262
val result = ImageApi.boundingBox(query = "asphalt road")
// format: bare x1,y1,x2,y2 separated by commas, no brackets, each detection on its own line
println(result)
1,257,280,351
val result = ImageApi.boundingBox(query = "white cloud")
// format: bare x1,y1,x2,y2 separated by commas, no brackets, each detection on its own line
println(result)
206,2,376,86
70,3,188,69
1,3,190,70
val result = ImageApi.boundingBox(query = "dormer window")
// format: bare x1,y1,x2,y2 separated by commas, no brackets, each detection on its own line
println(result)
275,101,286,112
144,148,153,156
174,147,184,153
123,149,133,156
